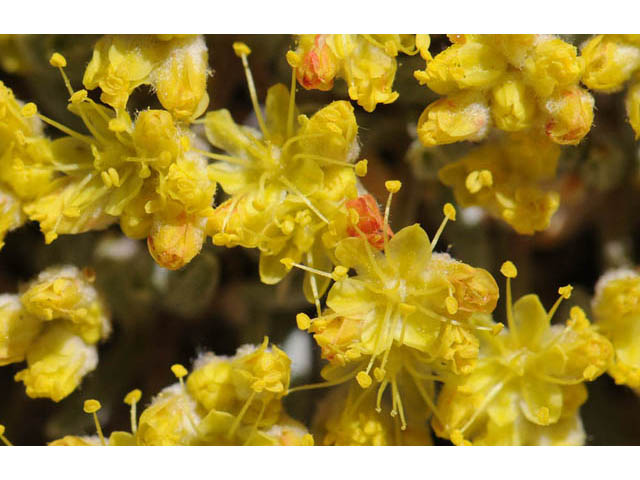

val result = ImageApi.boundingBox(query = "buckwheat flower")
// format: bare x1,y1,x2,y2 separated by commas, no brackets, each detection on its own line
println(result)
314,383,433,446
417,91,491,146
433,263,613,445
205,43,362,302
592,269,640,391
582,35,640,93
490,74,536,132
439,132,561,234
137,382,202,446
24,56,215,269
83,35,209,121
14,324,99,402
287,35,419,112
20,265,111,344
542,86,595,145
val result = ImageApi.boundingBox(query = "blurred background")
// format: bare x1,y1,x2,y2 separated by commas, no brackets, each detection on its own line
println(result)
0,34,639,445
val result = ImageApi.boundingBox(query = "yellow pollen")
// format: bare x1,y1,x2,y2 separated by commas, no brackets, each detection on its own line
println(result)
356,371,372,389
537,407,550,425
331,266,348,281
69,89,88,104
233,42,252,57
445,296,459,315
355,159,368,177
124,389,142,406
171,364,188,379
49,52,67,68
443,203,457,221
500,261,518,278
296,313,311,330
280,257,295,270
384,180,402,194
492,322,505,335
583,365,599,381
21,103,37,118
558,285,573,299
83,399,102,414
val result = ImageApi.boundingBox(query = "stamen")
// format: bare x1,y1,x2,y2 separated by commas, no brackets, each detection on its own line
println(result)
124,389,142,435
83,399,106,446
547,284,573,321
279,176,329,224
306,251,323,318
287,66,296,139
287,366,362,394
232,42,269,140
36,112,93,145
194,147,252,167
171,363,189,390
383,180,401,253
376,379,389,413
0,424,12,446
392,379,407,430
228,390,256,438
431,203,456,252
500,261,518,334
280,257,334,280
243,400,267,446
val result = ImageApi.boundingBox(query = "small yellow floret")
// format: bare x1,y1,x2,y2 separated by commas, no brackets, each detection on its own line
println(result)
558,285,573,299
296,313,311,330
355,159,368,177
20,103,37,117
356,371,372,388
233,42,252,57
385,180,402,194
83,399,101,414
171,364,188,379
500,261,518,278
124,389,142,405
49,52,67,68
443,203,457,221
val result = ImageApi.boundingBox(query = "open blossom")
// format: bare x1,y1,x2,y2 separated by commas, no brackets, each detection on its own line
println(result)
21,54,216,270
205,43,366,303
434,263,612,445
287,34,421,112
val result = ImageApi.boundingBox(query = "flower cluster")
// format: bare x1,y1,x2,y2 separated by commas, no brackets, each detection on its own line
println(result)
415,34,594,146
48,339,313,446
1,265,110,401
287,35,424,112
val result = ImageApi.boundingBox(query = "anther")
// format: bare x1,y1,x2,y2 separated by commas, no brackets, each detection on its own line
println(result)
500,261,518,278
296,313,311,330
331,265,348,281
70,90,88,104
83,399,106,446
20,103,37,118
49,52,67,68
356,371,372,389
232,42,252,57
558,284,573,299
0,424,12,446
385,180,402,194
355,159,368,177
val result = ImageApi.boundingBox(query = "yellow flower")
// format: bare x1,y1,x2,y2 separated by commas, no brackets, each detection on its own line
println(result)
592,269,640,391
83,35,209,121
439,132,561,234
14,324,99,402
542,86,594,145
490,75,536,132
206,45,360,299
20,265,110,344
417,91,491,146
433,266,613,445
287,34,418,112
23,58,215,269
582,35,640,93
